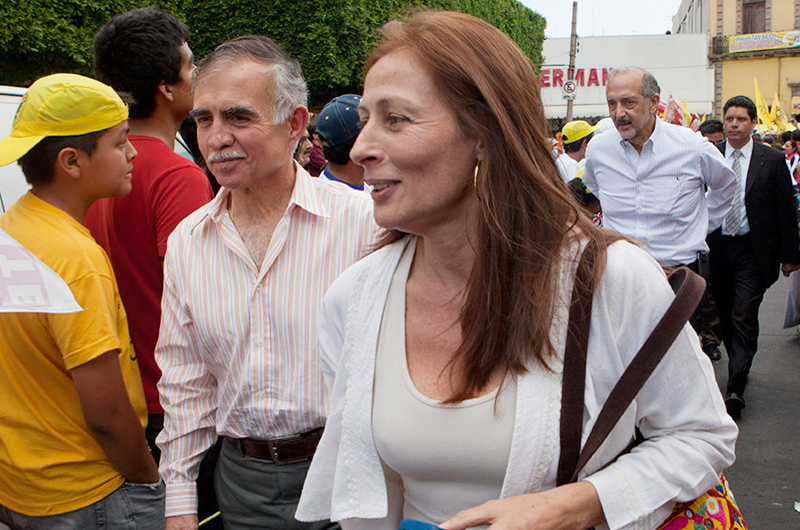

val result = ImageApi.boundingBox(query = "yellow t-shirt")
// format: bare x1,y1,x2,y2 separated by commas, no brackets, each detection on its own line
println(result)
0,192,147,516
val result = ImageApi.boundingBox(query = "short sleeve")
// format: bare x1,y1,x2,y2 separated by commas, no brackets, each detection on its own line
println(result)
49,272,124,370
151,165,213,257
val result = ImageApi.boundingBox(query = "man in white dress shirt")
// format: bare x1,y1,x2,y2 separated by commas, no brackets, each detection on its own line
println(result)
583,67,735,331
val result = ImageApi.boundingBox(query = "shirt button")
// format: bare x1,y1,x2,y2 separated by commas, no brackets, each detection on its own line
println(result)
255,337,264,346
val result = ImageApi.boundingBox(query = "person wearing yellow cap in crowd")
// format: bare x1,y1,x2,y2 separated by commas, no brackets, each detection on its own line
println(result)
555,120,598,184
0,74,164,529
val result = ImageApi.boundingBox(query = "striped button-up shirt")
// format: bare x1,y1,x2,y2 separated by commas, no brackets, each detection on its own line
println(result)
155,166,378,516
583,118,736,267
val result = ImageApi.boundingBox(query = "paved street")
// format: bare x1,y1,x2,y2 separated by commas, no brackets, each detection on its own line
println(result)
712,273,800,528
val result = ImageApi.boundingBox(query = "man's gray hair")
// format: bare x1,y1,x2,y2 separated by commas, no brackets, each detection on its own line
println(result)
608,67,661,99
194,35,308,124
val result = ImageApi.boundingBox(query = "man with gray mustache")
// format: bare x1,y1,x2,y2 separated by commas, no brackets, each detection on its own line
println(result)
154,36,377,530
207,151,247,163
582,67,735,334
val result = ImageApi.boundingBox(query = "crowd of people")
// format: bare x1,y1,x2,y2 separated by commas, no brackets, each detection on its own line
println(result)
7,4,800,530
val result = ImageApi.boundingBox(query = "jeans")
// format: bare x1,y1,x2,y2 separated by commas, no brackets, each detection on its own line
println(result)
0,479,165,530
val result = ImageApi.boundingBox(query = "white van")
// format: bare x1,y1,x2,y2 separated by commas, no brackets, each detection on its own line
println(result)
0,86,30,213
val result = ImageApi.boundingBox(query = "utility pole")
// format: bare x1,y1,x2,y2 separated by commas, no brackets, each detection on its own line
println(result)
566,1,578,122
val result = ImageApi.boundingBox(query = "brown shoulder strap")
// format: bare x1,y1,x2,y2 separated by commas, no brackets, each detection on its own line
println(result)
556,240,599,486
558,264,706,485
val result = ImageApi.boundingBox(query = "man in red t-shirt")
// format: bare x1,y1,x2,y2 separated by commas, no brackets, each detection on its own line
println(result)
86,7,214,455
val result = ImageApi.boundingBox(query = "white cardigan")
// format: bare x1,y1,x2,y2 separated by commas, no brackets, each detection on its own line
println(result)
296,237,738,530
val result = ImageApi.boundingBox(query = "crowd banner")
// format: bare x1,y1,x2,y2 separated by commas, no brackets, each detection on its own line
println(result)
730,31,800,53
0,227,82,313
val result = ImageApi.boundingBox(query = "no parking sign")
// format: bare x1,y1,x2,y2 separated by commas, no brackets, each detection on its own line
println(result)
562,80,577,100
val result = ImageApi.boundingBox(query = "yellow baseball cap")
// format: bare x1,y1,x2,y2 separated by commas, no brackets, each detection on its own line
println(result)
0,73,128,167
561,120,600,145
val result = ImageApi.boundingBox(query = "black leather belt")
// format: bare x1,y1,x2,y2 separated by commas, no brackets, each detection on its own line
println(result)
225,427,323,465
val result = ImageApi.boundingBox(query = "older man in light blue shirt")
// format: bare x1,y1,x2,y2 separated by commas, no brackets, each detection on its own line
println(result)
583,67,735,272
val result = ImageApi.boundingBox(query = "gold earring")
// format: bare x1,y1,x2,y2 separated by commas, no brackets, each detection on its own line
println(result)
473,161,480,191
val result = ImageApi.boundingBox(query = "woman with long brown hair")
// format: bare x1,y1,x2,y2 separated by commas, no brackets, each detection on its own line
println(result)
296,10,736,530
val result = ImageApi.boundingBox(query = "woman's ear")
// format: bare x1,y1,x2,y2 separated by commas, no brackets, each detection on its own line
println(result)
55,147,83,180
475,139,486,162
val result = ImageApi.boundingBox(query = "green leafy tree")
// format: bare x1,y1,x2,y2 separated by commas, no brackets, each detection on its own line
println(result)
1,0,544,108
186,0,544,107
187,0,376,107
0,0,186,86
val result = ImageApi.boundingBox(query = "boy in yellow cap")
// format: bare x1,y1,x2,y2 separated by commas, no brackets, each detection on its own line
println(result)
555,120,599,184
0,74,164,529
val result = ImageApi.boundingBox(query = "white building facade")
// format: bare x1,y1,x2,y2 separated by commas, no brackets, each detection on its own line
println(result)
674,0,713,34
541,34,715,120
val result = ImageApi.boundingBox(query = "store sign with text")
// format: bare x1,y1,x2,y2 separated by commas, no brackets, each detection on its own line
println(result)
729,31,800,53
539,68,610,88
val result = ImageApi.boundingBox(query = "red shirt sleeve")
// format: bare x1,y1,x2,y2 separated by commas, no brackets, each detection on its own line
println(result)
150,165,214,257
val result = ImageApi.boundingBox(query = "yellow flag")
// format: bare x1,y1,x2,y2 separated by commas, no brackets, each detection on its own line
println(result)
774,93,790,132
769,94,779,131
681,99,692,126
701,113,707,123
754,79,773,128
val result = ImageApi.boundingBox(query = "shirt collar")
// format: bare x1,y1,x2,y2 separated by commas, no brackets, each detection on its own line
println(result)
204,163,329,226
207,188,231,224
22,192,90,236
293,163,329,218
618,115,659,150
725,137,753,159
649,116,663,146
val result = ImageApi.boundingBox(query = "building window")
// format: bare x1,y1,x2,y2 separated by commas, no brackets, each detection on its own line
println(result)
743,0,767,33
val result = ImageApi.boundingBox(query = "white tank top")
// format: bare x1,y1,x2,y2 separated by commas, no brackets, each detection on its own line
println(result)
372,238,517,527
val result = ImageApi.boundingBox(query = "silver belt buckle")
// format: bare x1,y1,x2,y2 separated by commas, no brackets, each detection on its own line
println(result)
267,434,302,465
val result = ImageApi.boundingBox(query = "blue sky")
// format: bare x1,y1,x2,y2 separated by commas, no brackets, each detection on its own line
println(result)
520,0,685,39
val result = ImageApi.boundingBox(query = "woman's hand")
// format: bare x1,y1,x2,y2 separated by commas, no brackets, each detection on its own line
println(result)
438,481,604,530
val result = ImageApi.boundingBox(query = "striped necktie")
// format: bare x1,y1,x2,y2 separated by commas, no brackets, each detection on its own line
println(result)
724,149,743,235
